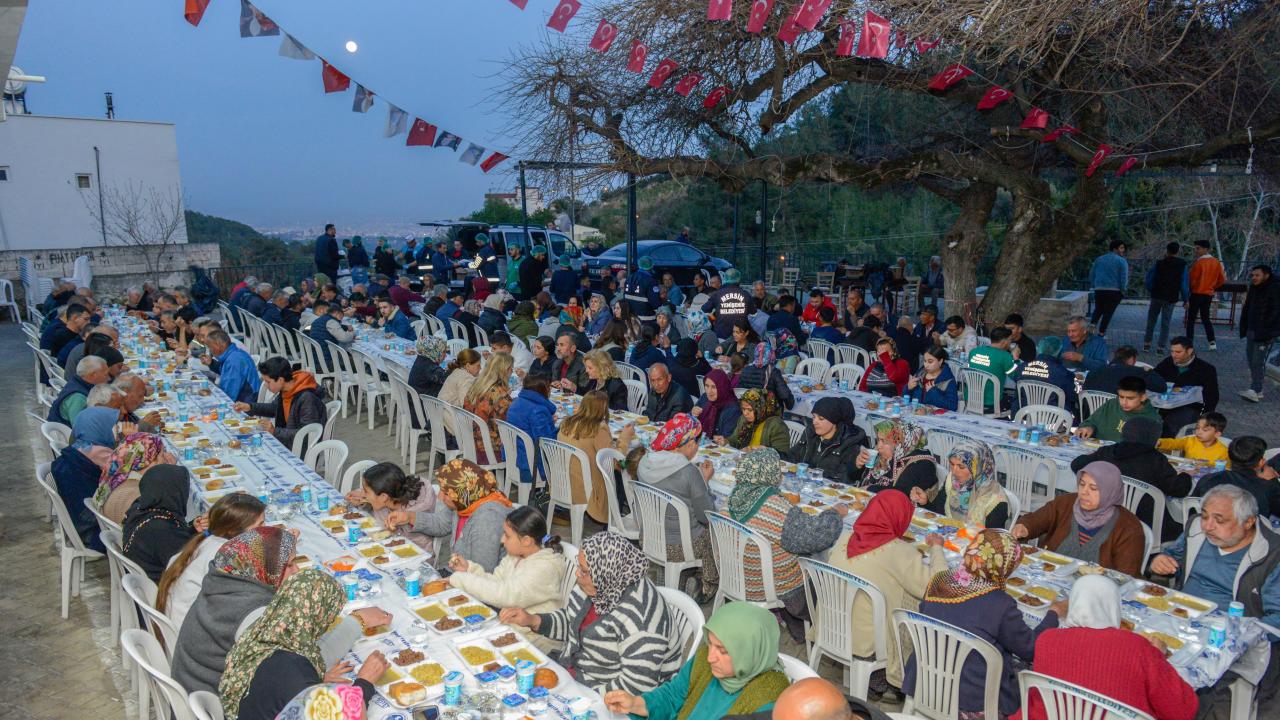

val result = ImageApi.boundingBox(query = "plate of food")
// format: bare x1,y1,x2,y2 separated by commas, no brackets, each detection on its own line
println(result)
453,640,500,670
1129,584,1215,619
1015,585,1060,610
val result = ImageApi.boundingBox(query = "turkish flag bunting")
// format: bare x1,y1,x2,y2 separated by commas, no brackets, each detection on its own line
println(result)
648,59,679,88
745,0,775,33
627,40,649,73
1020,107,1049,129
856,10,890,58
1040,125,1078,142
1115,157,1139,177
703,86,730,109
707,0,733,21
509,0,529,8
481,152,510,173
927,64,972,91
589,19,619,52
914,38,940,53
776,5,803,44
322,61,350,93
406,119,438,146
675,74,704,97
1085,144,1112,177
894,30,908,48
185,0,211,26
836,18,857,56
977,86,1012,110
795,0,833,31
546,0,581,32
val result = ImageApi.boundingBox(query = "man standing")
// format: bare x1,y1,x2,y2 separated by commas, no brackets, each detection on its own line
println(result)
624,256,658,324
505,244,525,295
922,256,945,307
701,268,755,341
1089,239,1128,337
675,226,692,244
347,236,370,286
389,276,425,318
1144,241,1187,353
315,223,340,281
519,245,550,301
426,241,452,287
1240,264,1280,402
1186,239,1227,350
373,238,401,278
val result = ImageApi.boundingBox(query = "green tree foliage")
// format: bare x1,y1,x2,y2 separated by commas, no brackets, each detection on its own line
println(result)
466,197,556,228
184,210,309,265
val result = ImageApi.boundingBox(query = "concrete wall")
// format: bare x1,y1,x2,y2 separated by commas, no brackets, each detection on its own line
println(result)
0,242,221,307
976,288,1089,336
0,113,187,250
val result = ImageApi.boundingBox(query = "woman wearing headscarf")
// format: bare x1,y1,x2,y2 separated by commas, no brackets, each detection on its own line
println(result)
910,443,1010,529
52,406,120,552
693,369,740,440
668,338,711,398
726,389,790,455
500,531,684,695
852,418,937,495
477,292,507,336
1023,576,1197,720
121,464,200,582
736,340,796,410
728,448,845,641
903,530,1062,719
585,293,611,337
685,309,721,360
508,300,539,342
786,396,866,485
218,569,389,720
95,431,172,524
1012,460,1145,575
408,335,450,400
409,458,513,572
604,602,789,719
654,306,681,347
455,298,483,345
830,490,945,695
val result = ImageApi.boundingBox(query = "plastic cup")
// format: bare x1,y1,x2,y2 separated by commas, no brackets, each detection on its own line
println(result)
341,574,359,601
864,448,879,469
443,671,464,705
516,659,536,693
796,463,809,479
405,570,421,598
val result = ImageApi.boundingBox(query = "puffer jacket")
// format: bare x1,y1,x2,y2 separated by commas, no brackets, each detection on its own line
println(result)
786,423,867,485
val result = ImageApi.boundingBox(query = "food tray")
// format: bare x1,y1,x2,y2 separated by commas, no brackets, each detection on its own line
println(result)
379,648,448,707
1126,582,1216,619
1014,584,1061,610
410,590,492,636
1137,623,1204,667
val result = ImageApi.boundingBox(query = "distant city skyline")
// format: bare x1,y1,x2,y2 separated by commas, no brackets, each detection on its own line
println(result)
12,1,568,231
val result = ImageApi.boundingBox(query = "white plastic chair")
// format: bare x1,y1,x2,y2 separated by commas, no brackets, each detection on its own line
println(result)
1014,404,1074,434
780,653,821,681
799,558,888,698
304,439,349,486
411,319,428,339
539,437,592,546
1120,475,1165,558
339,459,377,496
658,586,706,664
98,523,139,651
349,347,392,429
289,422,323,459
449,318,469,342
795,357,830,382
188,691,225,720
447,337,469,356
893,609,1003,720
1017,379,1066,409
824,363,866,389
558,541,580,606
926,428,968,468
326,342,361,418
496,419,536,506
784,420,805,447
705,511,782,611
596,447,638,540
1018,670,1155,720
35,462,103,619
623,378,648,414
806,339,835,363
1079,390,1115,421
994,444,1056,512
40,420,71,456
632,481,702,590
0,278,21,322
616,361,646,385
420,395,461,477
960,368,1003,417
451,405,506,484
833,343,872,369
121,629,195,720
321,399,343,442
122,572,179,655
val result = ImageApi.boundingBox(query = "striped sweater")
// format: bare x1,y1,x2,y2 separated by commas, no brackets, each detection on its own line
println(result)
536,578,683,695
743,495,845,602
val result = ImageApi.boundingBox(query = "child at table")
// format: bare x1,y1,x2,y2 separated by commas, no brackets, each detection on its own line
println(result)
344,462,436,547
1156,411,1229,467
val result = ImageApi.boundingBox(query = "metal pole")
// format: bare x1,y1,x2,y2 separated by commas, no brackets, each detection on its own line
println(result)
731,193,739,267
626,172,637,273
519,161,530,246
94,146,107,246
759,180,768,281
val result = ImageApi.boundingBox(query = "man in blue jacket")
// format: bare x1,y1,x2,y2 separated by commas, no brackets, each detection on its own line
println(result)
376,297,415,340
204,329,261,404
315,223,341,281
1089,239,1129,337
428,241,453,286
1059,315,1108,372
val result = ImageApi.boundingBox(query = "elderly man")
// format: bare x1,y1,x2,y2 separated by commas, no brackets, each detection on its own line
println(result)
922,256,945,306
1059,315,1107,371
389,275,425,318
244,282,272,318
114,374,163,432
203,328,261,403
551,332,590,392
726,677,884,720
124,286,146,313
261,290,289,327
644,363,693,423
1151,483,1280,711
48,355,112,426
751,281,778,314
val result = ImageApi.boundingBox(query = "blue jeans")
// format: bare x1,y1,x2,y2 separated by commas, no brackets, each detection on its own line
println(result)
1144,299,1176,348
1246,336,1275,392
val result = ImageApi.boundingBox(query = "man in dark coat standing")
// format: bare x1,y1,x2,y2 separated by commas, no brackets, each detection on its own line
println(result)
1240,264,1280,402
314,223,340,281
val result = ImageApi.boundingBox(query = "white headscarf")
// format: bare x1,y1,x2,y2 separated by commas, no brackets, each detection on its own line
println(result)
1064,575,1121,629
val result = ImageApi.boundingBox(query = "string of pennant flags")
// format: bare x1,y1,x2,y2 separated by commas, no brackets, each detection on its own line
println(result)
181,0,512,173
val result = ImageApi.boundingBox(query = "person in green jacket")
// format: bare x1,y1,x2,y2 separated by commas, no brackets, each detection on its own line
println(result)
1077,375,1161,442
507,301,539,342
725,389,791,455
604,602,789,720
505,244,525,294
965,326,1018,412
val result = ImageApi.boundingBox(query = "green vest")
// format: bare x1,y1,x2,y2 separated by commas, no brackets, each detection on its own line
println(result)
677,644,790,720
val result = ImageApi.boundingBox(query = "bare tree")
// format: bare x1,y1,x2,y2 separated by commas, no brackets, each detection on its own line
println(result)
83,180,186,281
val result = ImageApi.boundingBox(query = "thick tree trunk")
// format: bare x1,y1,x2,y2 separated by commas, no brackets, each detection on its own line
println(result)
937,183,996,322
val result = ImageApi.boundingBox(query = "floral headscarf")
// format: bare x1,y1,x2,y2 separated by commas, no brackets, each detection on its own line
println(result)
925,528,1023,603
275,684,367,720
581,531,650,614
652,412,702,451
686,309,711,337
435,458,512,517
730,389,779,448
213,525,298,587
463,299,483,316
218,569,345,720
560,305,584,325
94,432,167,506
416,335,448,364
770,328,799,358
863,419,931,489
727,447,782,522
751,340,776,369
945,442,1006,526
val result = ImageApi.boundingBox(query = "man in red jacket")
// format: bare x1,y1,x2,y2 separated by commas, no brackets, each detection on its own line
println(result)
801,288,836,324
1186,239,1226,350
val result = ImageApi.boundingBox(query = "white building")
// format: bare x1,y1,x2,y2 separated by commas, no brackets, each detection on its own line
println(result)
485,186,545,213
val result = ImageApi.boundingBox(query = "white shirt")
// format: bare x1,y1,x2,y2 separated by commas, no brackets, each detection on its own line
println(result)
163,536,227,632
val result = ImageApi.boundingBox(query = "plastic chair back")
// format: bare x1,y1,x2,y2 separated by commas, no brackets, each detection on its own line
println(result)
451,405,502,471
1014,404,1074,434
623,378,648,413
1079,390,1115,421
824,363,866,388
322,400,343,441
795,357,830,381
960,368,1002,417
538,437,592,545
893,609,1003,720
657,586,706,664
631,481,701,588
595,447,638,540
780,654,820,681
993,444,1056,512
616,362,646,384
558,541,580,606
1017,379,1066,409
304,439,349,485
705,511,781,610
188,690,225,720
833,343,872,369
496,419,536,505
1120,475,1165,554
289,422,323,459
799,557,889,698
339,459,377,496
122,572,178,654
1018,670,1155,720
806,339,834,363
120,629,195,720
784,420,805,447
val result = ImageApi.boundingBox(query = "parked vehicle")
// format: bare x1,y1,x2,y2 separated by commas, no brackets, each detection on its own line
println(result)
582,240,733,287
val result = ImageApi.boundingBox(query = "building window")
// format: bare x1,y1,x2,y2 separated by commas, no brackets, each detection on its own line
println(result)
76,173,92,189
0,166,8,181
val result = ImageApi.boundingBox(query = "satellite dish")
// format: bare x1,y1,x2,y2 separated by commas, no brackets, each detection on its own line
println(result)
5,66,26,96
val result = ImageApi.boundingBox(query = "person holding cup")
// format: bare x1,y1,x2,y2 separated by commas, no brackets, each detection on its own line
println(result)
786,397,866,485
852,419,937,496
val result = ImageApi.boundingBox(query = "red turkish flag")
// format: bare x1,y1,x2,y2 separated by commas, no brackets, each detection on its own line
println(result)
776,5,803,44
914,38,940,53
589,19,619,52
894,30,908,48
509,0,529,7
546,0,581,32
627,40,649,73
1020,107,1049,129
707,0,733,21
795,0,833,31
836,18,857,56
703,86,730,109
322,61,350,93
184,0,211,26
1115,157,1139,177
927,64,972,91
675,74,704,97
745,0,775,33
1040,125,1077,142
480,152,510,173
856,10,890,58
648,59,679,88
1085,144,1112,177
406,119,438,147
977,86,1012,110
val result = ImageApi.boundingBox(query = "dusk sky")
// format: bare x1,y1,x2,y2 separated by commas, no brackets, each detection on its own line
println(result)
13,0,554,231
